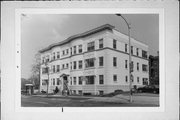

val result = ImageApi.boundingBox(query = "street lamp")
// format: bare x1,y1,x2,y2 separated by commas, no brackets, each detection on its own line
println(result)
116,14,133,102
45,62,50,97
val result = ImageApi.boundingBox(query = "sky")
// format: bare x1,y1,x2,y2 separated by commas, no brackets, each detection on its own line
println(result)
21,14,159,79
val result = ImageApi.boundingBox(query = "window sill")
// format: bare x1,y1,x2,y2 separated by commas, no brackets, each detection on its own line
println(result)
98,66,104,69
61,68,69,70
84,67,95,70
70,69,84,72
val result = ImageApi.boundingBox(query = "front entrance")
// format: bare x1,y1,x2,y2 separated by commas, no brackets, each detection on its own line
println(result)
60,74,70,95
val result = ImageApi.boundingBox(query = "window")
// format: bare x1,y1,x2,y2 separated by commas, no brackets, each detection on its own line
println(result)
86,76,95,84
57,78,60,85
99,57,104,66
131,46,133,55
70,77,72,85
99,75,104,84
73,46,76,54
79,60,83,69
125,44,128,53
57,52,60,59
113,39,117,49
99,91,104,95
136,48,139,56
113,75,117,82
125,60,128,69
137,77,140,83
70,47,72,55
53,52,55,60
87,41,95,51
73,61,76,69
63,50,65,55
46,55,50,62
73,77,76,85
132,61,134,70
113,57,117,67
142,64,148,72
53,78,55,85
78,90,82,95
57,65,60,72
53,65,56,73
85,58,95,68
42,57,45,63
66,63,69,68
142,50,147,58
137,63,139,71
42,67,48,74
70,62,72,70
66,49,69,54
125,76,128,82
79,76,82,85
143,78,148,85
62,64,65,69
99,38,103,48
79,45,82,53
42,80,47,85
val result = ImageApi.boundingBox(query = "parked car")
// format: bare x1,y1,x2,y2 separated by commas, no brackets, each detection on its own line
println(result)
137,85,159,94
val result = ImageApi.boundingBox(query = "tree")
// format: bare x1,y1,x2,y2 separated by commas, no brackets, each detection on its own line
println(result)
30,53,41,89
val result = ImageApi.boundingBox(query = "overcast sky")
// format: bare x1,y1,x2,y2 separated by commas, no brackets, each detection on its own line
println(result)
21,14,159,79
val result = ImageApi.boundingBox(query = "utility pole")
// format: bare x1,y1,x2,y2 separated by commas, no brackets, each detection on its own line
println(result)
116,14,133,102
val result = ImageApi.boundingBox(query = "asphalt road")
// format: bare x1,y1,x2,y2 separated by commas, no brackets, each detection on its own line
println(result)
21,94,159,107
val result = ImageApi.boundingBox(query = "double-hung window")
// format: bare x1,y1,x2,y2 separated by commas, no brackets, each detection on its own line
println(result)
113,57,117,67
142,64,148,72
125,44,128,53
99,38,103,49
73,61,76,69
57,52,60,59
113,39,117,49
142,50,148,58
74,46,76,54
79,45,82,53
86,76,95,85
79,60,83,69
85,58,95,68
99,75,104,84
87,41,95,51
113,75,117,82
99,57,104,66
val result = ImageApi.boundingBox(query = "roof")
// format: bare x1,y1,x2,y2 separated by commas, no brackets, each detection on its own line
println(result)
39,24,115,53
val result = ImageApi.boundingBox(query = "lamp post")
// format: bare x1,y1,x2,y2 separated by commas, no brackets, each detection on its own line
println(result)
116,14,133,102
45,62,49,97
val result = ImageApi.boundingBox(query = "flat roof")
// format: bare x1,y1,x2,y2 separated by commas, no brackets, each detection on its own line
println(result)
39,24,115,53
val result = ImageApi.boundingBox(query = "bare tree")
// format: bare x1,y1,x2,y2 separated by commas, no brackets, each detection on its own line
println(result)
30,53,41,90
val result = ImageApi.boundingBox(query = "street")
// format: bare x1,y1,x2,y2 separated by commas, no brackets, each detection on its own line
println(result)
21,93,159,107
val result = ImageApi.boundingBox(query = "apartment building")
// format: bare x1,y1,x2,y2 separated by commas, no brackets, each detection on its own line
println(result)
39,24,149,95
149,53,159,86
